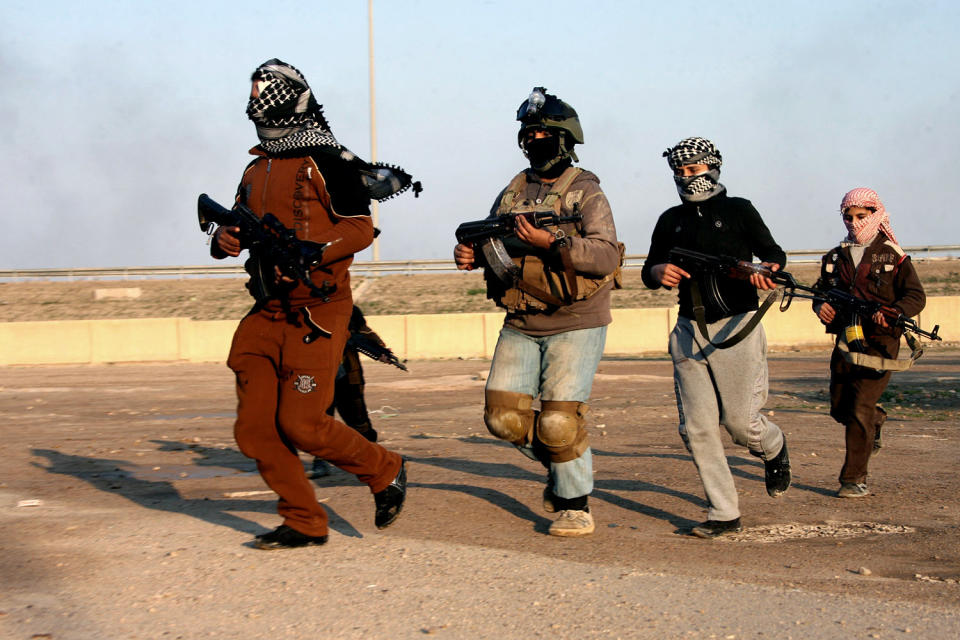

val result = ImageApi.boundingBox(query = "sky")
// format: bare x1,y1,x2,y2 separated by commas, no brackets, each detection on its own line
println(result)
1,0,958,269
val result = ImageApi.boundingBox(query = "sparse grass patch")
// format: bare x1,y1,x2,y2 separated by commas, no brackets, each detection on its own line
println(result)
0,258,957,321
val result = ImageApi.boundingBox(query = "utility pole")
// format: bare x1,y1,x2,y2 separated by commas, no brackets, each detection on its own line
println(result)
368,0,380,261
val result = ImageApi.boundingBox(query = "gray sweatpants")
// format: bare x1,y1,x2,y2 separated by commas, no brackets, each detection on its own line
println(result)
669,313,784,522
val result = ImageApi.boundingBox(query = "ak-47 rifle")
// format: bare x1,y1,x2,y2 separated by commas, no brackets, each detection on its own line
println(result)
455,211,583,246
346,332,408,372
198,194,337,302
667,247,942,344
803,287,941,342
455,211,583,283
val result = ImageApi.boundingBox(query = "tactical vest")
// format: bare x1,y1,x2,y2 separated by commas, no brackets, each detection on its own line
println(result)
488,166,624,313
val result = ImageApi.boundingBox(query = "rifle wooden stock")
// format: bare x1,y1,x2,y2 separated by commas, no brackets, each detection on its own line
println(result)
666,247,942,342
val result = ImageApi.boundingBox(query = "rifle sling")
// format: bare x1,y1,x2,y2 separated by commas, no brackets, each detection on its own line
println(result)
689,280,780,350
836,331,923,372
516,279,569,308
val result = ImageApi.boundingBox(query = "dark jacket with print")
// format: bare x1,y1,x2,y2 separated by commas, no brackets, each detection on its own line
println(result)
814,233,926,342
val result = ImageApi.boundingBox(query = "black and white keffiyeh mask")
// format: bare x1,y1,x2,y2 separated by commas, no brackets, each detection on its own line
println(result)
663,137,725,203
247,60,339,150
246,59,420,201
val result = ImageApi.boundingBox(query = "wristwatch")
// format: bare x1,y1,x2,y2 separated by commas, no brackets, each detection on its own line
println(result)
552,230,570,249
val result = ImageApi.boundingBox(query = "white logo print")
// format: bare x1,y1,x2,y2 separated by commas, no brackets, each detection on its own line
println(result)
293,375,317,394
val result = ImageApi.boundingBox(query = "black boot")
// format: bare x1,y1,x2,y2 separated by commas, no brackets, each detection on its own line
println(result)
254,525,328,550
691,518,742,539
374,459,406,529
763,439,791,497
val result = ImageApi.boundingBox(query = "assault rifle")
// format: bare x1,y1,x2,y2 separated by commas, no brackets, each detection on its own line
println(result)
197,194,336,302
801,287,940,342
347,332,408,372
456,211,582,283
455,211,583,246
667,247,941,342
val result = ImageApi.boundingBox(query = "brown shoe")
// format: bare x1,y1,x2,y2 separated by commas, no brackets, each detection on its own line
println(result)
837,483,869,498
548,509,595,537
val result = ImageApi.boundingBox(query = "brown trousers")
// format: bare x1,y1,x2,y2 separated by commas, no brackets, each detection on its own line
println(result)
829,334,897,484
227,306,402,537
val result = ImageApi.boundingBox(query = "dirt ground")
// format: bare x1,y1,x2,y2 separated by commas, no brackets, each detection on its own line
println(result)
1,348,958,639
1,259,958,321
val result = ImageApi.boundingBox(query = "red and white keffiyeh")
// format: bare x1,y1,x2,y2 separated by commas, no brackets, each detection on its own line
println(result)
840,187,899,246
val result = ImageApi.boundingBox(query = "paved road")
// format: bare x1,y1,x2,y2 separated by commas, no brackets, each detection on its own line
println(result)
1,351,958,639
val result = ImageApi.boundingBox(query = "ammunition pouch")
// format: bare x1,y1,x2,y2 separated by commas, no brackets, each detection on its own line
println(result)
244,255,275,302
486,167,624,313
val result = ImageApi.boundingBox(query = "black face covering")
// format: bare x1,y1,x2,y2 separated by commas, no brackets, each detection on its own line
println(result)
523,133,561,171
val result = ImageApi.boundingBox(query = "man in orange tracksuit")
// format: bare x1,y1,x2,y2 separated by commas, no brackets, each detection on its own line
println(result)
211,59,417,549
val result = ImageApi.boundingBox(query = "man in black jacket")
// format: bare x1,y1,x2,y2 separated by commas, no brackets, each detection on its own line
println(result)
641,137,791,539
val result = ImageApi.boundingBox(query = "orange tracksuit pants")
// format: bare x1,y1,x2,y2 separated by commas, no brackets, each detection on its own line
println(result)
227,305,402,537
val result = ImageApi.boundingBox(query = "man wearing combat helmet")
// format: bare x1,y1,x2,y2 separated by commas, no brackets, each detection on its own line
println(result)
454,87,622,536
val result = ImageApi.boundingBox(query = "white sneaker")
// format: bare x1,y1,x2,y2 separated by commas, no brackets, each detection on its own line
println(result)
548,509,595,537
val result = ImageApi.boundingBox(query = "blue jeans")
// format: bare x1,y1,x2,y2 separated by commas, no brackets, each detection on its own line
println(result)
485,325,607,499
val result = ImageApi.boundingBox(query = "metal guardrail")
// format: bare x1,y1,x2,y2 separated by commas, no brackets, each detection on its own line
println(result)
1,246,958,281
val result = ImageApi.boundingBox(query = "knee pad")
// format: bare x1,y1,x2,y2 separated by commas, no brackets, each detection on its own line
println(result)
484,390,535,446
536,401,589,463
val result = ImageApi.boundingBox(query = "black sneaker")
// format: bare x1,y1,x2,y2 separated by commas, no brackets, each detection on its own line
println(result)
254,525,328,550
374,459,406,529
691,518,742,539
764,439,791,497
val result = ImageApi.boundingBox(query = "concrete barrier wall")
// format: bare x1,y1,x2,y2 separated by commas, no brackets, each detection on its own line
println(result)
0,297,955,366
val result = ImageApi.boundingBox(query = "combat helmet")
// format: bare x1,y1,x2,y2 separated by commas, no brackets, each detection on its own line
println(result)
516,87,583,171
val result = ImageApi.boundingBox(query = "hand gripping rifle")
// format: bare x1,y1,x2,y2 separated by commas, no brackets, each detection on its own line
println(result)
197,194,337,302
455,211,582,283
667,247,794,348
667,248,941,361
346,332,408,372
